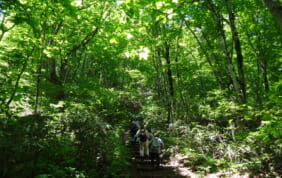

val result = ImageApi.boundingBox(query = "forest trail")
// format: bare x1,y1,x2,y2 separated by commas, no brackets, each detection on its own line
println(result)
125,130,196,178
127,142,193,178
125,132,250,178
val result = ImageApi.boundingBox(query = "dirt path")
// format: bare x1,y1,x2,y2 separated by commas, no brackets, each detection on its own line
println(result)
126,139,250,178
127,142,197,178
124,130,250,178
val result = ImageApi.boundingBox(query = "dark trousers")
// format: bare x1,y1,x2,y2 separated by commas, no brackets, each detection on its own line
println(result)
150,152,160,167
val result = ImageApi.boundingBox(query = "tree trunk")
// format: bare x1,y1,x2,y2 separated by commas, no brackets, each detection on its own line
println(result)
164,42,174,100
260,59,270,92
174,34,190,122
263,0,282,26
0,15,15,42
6,46,36,107
154,49,164,101
207,0,243,103
185,20,226,90
34,52,42,114
46,23,65,101
226,0,247,103
164,42,174,123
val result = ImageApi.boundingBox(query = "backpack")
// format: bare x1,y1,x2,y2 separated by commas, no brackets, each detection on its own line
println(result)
130,123,138,135
139,129,147,142
150,137,161,153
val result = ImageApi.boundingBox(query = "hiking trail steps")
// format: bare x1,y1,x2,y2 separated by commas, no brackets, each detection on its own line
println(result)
125,132,193,178
124,130,253,178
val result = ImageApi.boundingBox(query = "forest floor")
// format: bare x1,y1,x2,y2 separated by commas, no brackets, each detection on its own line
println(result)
126,134,250,178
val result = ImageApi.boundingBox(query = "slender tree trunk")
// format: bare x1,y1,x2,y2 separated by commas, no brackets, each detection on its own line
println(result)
0,15,6,42
174,35,190,122
0,15,15,42
207,0,243,103
256,58,263,106
152,20,168,109
158,48,168,109
261,59,270,92
49,57,59,83
226,0,246,103
46,23,65,100
164,42,174,100
245,30,270,96
34,52,42,114
164,42,174,123
153,49,163,100
6,46,36,107
185,21,226,90
262,0,282,26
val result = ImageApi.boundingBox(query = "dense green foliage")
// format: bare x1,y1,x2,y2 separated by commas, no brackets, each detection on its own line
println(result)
1,0,281,177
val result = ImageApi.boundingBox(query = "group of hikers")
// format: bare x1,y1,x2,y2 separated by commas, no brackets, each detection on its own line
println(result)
130,119,164,168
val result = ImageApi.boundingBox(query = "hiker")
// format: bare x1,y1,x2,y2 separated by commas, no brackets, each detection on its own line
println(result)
130,120,139,143
135,125,150,160
149,132,164,168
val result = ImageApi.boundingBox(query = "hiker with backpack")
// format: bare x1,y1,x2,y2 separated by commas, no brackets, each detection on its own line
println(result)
135,125,150,160
149,132,164,168
130,120,139,144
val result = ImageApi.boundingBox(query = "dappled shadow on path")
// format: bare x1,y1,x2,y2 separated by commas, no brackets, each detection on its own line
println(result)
124,127,195,178
129,157,191,178
128,149,252,178
127,142,196,178
124,130,251,178
125,131,257,178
